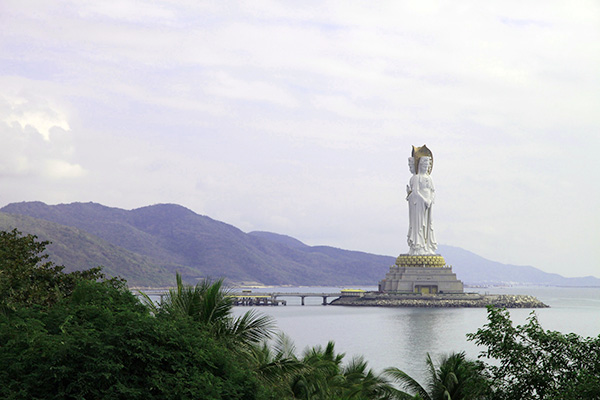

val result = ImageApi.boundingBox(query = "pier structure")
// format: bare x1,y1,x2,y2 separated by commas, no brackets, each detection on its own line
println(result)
231,294,287,306
228,291,358,306
270,292,338,306
238,289,365,305
138,289,365,306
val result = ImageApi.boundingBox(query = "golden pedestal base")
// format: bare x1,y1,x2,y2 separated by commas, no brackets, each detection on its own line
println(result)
395,254,446,268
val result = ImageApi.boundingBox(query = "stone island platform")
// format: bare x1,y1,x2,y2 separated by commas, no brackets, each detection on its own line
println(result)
330,291,548,308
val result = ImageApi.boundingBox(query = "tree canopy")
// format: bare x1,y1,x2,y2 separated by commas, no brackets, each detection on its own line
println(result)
0,230,274,399
0,229,115,313
467,306,600,400
0,279,272,400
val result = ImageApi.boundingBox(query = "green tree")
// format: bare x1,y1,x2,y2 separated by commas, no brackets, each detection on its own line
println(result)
0,229,113,313
144,273,232,324
340,355,402,400
290,341,400,400
246,333,306,398
0,279,275,400
467,306,600,400
385,352,491,400
140,272,276,349
290,341,346,399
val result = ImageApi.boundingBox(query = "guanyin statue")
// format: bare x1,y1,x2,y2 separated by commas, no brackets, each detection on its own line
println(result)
406,145,437,255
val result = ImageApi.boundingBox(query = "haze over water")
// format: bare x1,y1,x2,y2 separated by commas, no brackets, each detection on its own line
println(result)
232,286,600,382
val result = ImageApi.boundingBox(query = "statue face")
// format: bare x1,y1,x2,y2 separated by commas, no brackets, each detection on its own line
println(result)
418,157,430,174
408,157,415,174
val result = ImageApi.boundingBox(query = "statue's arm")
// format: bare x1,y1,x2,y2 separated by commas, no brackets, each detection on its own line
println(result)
406,176,416,200
425,177,435,207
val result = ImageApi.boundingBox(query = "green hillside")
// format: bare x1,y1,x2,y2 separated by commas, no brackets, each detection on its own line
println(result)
0,202,392,287
0,213,174,287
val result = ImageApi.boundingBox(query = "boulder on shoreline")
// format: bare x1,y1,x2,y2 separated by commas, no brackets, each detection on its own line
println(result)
330,292,548,308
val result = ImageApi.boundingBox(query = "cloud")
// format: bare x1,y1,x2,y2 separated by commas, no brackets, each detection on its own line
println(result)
43,159,87,179
2,94,70,141
0,91,85,180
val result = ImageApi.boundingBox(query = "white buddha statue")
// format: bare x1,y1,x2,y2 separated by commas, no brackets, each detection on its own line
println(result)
406,154,437,255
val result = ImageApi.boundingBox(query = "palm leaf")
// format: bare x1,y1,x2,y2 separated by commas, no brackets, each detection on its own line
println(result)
227,308,276,345
384,367,431,400
271,331,297,360
137,290,160,315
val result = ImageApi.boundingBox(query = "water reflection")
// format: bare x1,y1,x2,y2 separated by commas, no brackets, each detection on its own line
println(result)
395,309,447,352
232,286,600,385
376,308,484,383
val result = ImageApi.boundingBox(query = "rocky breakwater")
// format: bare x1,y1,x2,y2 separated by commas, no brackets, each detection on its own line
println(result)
330,292,548,308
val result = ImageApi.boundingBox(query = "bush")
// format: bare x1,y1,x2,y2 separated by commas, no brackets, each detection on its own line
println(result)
467,306,600,400
0,280,274,400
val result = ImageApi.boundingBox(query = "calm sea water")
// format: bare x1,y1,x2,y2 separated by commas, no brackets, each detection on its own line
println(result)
231,286,600,381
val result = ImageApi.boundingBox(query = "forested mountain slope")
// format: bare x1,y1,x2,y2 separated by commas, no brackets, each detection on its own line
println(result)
0,202,391,286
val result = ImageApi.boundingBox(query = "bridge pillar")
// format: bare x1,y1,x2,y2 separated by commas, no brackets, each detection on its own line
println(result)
301,296,305,306
322,296,328,305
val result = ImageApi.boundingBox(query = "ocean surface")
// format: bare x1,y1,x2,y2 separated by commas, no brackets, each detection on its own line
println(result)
231,286,600,382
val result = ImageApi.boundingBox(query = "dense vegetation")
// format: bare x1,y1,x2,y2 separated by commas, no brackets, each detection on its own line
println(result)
1,229,599,399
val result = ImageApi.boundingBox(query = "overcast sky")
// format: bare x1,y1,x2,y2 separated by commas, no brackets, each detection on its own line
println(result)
1,1,599,278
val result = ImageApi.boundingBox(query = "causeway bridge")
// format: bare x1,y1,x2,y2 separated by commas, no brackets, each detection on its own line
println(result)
138,289,365,306
245,292,342,306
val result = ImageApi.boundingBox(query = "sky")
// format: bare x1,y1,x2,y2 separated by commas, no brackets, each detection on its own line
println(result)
1,1,599,278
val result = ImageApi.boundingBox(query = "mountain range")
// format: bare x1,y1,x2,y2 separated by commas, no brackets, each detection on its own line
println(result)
1,201,598,288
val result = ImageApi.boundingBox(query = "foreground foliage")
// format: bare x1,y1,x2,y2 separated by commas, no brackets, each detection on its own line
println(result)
0,230,274,399
253,337,401,400
140,272,277,349
2,229,600,399
467,306,600,400
385,352,491,400
0,229,114,313
0,280,271,400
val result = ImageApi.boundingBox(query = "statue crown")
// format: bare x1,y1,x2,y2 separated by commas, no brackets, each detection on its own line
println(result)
411,145,433,174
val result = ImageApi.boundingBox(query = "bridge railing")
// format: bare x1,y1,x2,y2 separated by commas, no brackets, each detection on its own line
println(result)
136,289,365,306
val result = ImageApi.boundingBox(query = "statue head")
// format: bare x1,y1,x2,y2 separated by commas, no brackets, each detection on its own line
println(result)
408,157,416,174
418,156,431,174
412,144,433,175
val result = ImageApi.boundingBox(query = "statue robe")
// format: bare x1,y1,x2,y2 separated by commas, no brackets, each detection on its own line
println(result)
407,173,437,255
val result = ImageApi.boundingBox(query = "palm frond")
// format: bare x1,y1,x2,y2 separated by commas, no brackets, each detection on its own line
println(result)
228,308,276,345
342,356,400,400
137,290,160,315
384,367,431,400
196,278,232,324
271,331,297,360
